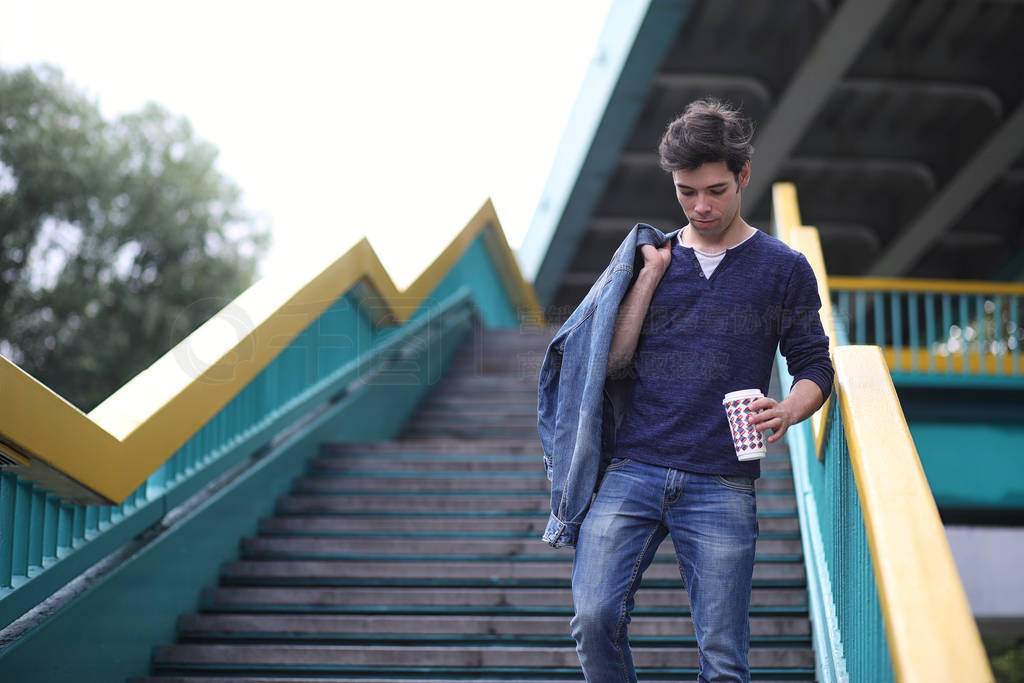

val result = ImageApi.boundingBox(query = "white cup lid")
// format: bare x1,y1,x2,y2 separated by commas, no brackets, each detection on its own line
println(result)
723,388,764,404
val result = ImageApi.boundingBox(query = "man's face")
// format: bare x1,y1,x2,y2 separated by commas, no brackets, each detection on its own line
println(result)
671,160,750,238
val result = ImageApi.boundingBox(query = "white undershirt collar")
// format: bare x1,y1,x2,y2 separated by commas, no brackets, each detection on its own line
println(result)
679,229,757,279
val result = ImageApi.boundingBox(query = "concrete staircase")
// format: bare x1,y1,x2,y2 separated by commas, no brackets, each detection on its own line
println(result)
133,327,814,681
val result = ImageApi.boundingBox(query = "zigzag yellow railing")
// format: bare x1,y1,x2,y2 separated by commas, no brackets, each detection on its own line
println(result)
773,183,991,681
0,199,543,504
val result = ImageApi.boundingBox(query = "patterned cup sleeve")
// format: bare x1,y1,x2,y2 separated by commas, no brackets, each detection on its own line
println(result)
724,397,765,453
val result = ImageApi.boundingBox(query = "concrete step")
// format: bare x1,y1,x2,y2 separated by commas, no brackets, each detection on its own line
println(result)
277,493,550,514
239,534,803,559
258,512,800,535
198,586,808,614
320,444,793,471
401,427,542,440
428,384,539,396
308,453,541,472
150,643,815,670
433,373,539,385
219,558,805,584
323,440,543,454
240,535,804,559
259,514,551,535
276,491,796,514
413,406,541,417
294,473,553,493
419,395,540,407
405,416,540,430
298,470,795,492
177,614,809,640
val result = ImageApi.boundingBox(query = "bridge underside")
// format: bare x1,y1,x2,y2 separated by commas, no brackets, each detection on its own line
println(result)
531,0,1024,315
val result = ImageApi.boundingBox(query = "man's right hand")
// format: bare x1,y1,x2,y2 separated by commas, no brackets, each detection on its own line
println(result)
641,240,672,277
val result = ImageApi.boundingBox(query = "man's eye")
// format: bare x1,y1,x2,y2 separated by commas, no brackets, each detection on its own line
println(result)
711,189,726,196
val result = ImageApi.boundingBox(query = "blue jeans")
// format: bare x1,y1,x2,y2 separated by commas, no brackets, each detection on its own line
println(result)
570,458,758,682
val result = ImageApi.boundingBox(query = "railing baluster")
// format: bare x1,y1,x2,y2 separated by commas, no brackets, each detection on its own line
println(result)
838,291,850,344
0,473,16,587
959,295,969,375
942,294,953,375
908,293,919,372
925,294,936,373
855,291,867,345
1013,296,1020,375
874,292,885,349
43,495,59,561
994,295,1004,376
13,481,33,579
29,489,45,568
977,295,986,375
892,292,903,373
72,504,85,545
57,504,73,554
85,506,99,535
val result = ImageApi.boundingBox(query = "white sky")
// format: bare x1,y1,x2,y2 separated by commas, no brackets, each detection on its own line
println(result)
0,0,613,288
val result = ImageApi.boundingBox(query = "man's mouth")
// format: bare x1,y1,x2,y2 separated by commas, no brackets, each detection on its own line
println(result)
692,218,716,226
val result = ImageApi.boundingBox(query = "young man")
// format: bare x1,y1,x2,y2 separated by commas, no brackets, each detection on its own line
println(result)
568,99,833,681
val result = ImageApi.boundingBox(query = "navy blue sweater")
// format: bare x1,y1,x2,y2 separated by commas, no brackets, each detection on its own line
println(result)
612,229,833,478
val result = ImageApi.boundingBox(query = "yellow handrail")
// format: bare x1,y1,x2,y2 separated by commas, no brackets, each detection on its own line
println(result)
771,182,992,682
829,275,1024,296
0,199,543,504
834,346,991,682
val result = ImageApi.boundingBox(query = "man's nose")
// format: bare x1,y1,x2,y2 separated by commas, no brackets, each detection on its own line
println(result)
694,195,711,214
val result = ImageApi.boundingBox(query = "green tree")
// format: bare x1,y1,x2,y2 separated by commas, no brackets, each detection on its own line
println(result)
0,65,268,411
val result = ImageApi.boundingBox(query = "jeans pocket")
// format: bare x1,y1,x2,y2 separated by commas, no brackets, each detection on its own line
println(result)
714,474,755,493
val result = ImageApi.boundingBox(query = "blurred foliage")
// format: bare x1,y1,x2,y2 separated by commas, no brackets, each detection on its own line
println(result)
0,64,268,411
987,635,1024,683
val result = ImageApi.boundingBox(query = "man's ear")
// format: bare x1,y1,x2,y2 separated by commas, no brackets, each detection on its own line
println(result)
738,161,751,191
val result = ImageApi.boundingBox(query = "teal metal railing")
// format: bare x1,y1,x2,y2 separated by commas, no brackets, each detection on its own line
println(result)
775,183,992,682
829,277,1024,384
778,334,893,682
0,286,479,631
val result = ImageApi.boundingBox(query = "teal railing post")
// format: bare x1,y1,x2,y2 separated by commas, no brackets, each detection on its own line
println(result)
942,294,953,375
924,293,936,373
891,292,903,373
977,294,987,375
959,295,970,375
1013,296,1020,374
0,473,15,588
855,291,866,345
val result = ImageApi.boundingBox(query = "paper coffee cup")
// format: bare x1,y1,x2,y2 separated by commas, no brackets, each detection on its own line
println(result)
722,389,767,461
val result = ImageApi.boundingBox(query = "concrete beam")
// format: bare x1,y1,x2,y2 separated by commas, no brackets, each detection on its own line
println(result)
869,102,1024,276
654,72,774,106
743,0,899,210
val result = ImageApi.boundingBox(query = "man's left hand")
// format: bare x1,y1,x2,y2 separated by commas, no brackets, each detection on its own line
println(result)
745,397,796,443
743,380,825,444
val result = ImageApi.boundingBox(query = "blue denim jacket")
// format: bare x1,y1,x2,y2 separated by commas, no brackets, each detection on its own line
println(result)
538,223,679,548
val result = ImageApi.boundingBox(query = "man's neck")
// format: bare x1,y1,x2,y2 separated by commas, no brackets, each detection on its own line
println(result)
680,218,755,253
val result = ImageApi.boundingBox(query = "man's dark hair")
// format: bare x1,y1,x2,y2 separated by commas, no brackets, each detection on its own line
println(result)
658,98,754,176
